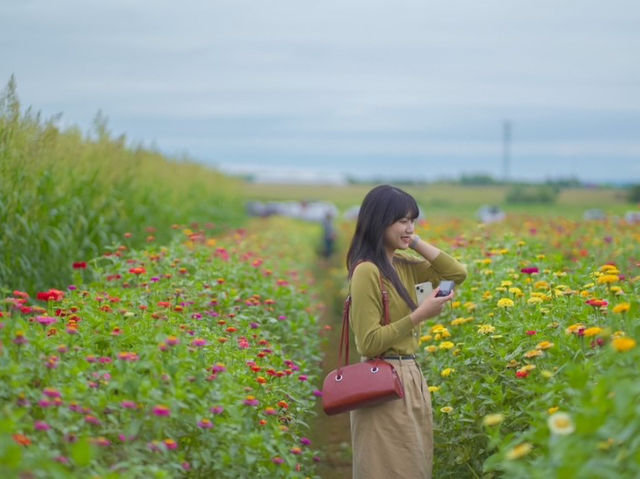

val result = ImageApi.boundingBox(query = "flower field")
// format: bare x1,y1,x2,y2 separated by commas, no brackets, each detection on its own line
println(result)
408,216,640,477
0,218,326,478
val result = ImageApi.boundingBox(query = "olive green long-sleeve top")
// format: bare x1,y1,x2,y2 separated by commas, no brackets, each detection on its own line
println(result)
350,252,467,358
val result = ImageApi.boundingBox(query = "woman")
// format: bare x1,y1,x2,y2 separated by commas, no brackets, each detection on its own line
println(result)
346,185,467,479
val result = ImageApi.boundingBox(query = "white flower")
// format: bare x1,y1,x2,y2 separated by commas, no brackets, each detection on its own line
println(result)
547,412,575,435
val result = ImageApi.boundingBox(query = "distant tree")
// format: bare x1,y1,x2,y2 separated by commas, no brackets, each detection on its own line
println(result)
628,184,640,203
459,174,497,185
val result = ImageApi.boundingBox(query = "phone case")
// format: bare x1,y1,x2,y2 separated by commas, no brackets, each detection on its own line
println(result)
415,281,433,305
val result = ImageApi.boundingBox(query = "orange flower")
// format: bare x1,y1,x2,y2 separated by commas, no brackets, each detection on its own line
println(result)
13,433,31,446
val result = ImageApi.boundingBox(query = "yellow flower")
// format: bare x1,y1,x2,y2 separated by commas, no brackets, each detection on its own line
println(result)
495,286,507,293
425,345,438,353
597,438,615,451
565,323,585,335
508,287,523,297
451,317,473,326
440,368,455,377
534,281,549,290
609,286,623,295
597,274,619,285
517,240,526,247
611,337,636,352
548,406,559,414
431,324,449,335
527,296,543,305
524,349,543,359
536,341,554,350
548,412,575,435
506,443,533,460
440,406,453,414
600,264,619,273
463,302,477,311
481,269,494,276
451,301,461,309
497,298,514,308
482,413,504,427
419,334,433,343
582,327,603,337
428,386,440,393
477,324,496,335
482,291,493,300
612,303,630,314
501,280,513,287
439,341,455,350
476,258,492,265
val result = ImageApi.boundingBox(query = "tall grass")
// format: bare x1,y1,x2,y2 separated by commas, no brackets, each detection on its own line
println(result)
0,76,245,293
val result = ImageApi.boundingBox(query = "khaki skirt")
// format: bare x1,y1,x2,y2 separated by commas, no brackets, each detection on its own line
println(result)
350,358,433,479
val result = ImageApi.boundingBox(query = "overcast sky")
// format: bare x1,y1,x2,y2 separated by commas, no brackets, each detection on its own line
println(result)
2,0,639,183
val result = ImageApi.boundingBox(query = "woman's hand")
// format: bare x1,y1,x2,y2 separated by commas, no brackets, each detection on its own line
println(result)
410,288,454,326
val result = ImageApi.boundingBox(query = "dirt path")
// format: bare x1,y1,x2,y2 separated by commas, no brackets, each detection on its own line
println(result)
309,258,353,479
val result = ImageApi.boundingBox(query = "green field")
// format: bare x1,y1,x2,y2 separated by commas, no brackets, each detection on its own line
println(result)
242,182,633,219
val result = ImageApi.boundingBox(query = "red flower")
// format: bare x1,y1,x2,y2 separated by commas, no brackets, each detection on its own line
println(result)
36,289,65,302
72,262,87,269
520,267,539,275
586,299,608,308
129,267,146,275
516,370,529,378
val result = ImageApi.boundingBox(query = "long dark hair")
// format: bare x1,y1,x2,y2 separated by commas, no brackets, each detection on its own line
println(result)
346,185,420,310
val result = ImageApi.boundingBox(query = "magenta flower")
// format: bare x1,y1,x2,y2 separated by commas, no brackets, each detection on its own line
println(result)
54,456,69,464
300,437,312,446
38,399,52,408
166,336,180,346
164,438,178,450
191,338,207,347
34,421,51,431
152,405,171,417
210,406,224,415
312,389,323,397
197,418,214,429
43,388,61,399
243,396,259,407
272,456,284,465
212,363,226,373
121,401,137,409
84,415,100,425
263,407,277,416
36,316,57,326
298,375,308,382
521,267,539,275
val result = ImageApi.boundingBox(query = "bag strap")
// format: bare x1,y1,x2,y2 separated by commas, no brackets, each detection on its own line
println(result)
338,267,390,368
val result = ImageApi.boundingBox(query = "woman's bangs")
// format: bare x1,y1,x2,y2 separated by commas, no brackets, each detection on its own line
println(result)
389,193,419,223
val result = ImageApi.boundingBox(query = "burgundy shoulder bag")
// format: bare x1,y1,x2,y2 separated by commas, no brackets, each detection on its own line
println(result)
321,273,405,415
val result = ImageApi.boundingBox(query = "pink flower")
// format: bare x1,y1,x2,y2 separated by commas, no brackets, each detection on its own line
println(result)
72,262,87,269
43,388,61,399
290,446,302,455
34,421,51,431
312,389,323,397
272,456,284,465
210,406,224,415
526,330,537,336
36,316,57,326
84,415,100,425
243,396,259,407
191,338,207,347
163,438,178,450
121,401,137,409
197,418,214,429
298,375,308,382
166,336,180,346
263,407,277,416
152,405,171,417
300,437,312,446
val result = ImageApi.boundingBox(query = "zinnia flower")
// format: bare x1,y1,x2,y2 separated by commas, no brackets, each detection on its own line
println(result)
548,412,575,435
482,413,504,427
152,405,171,417
506,443,533,460
497,298,514,308
611,337,636,352
197,419,214,429
612,303,630,314
440,406,453,414
520,267,539,275
440,368,455,378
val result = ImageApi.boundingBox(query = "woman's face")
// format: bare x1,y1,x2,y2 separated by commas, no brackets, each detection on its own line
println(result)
383,216,415,252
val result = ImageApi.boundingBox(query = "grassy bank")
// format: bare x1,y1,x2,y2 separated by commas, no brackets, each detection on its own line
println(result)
0,78,245,293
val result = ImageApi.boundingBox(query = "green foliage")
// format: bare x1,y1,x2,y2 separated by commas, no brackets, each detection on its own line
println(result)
0,77,245,294
505,184,559,204
0,218,324,477
627,184,640,203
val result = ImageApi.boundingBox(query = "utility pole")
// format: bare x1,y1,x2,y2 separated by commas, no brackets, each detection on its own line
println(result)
503,120,511,182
